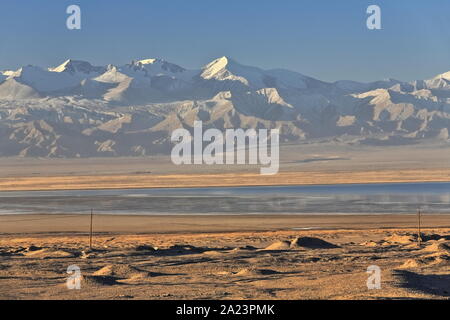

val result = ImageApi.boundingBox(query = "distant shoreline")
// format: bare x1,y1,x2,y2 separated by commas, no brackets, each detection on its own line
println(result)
1,168,450,192
0,179,450,194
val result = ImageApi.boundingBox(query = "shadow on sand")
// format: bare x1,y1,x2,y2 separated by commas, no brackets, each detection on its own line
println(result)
393,270,450,297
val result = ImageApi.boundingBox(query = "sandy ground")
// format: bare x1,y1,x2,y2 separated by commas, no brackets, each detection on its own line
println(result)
0,214,449,300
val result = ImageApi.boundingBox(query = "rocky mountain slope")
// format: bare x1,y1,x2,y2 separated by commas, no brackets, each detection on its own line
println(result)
0,56,449,157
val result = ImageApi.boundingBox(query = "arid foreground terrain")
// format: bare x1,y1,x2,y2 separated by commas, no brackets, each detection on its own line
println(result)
0,215,449,300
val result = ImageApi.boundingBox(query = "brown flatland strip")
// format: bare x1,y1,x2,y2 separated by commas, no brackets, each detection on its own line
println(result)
0,169,450,191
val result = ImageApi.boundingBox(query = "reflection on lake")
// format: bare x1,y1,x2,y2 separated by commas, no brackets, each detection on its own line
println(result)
0,182,449,215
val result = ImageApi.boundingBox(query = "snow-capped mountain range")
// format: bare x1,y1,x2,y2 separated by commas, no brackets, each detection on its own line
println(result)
0,56,449,157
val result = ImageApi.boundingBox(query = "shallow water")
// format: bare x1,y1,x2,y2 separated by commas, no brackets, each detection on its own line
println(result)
0,182,449,215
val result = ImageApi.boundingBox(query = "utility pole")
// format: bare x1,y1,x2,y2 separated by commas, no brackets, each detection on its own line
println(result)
417,207,422,247
89,208,93,249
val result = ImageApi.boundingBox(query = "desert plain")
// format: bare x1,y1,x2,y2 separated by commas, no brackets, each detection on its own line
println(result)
0,214,449,300
0,144,449,300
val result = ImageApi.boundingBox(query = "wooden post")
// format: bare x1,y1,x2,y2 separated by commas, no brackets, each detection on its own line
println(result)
417,207,422,247
89,208,93,249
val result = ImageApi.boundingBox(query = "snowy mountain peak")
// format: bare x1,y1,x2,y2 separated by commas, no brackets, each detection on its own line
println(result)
199,56,311,90
10,65,44,78
199,56,271,88
1,70,15,77
49,59,105,75
433,70,450,80
129,58,186,75
211,55,233,66
201,56,236,79
136,58,157,65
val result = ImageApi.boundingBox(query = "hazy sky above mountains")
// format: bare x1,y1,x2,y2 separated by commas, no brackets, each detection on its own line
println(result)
1,0,450,82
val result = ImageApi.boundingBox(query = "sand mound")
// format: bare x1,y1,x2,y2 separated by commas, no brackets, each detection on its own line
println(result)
168,244,204,254
230,246,256,254
404,243,421,249
262,241,291,250
384,234,415,244
135,245,156,252
425,252,450,263
290,237,339,249
26,245,41,251
399,253,449,269
422,241,450,253
361,241,378,247
400,259,425,269
82,275,118,286
24,248,74,259
80,250,96,259
93,264,150,279
234,268,279,276
422,234,445,242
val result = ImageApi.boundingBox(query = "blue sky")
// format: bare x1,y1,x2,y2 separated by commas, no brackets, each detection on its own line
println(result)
1,0,450,82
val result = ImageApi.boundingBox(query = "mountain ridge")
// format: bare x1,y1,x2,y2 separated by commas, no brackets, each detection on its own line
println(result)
0,56,449,157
